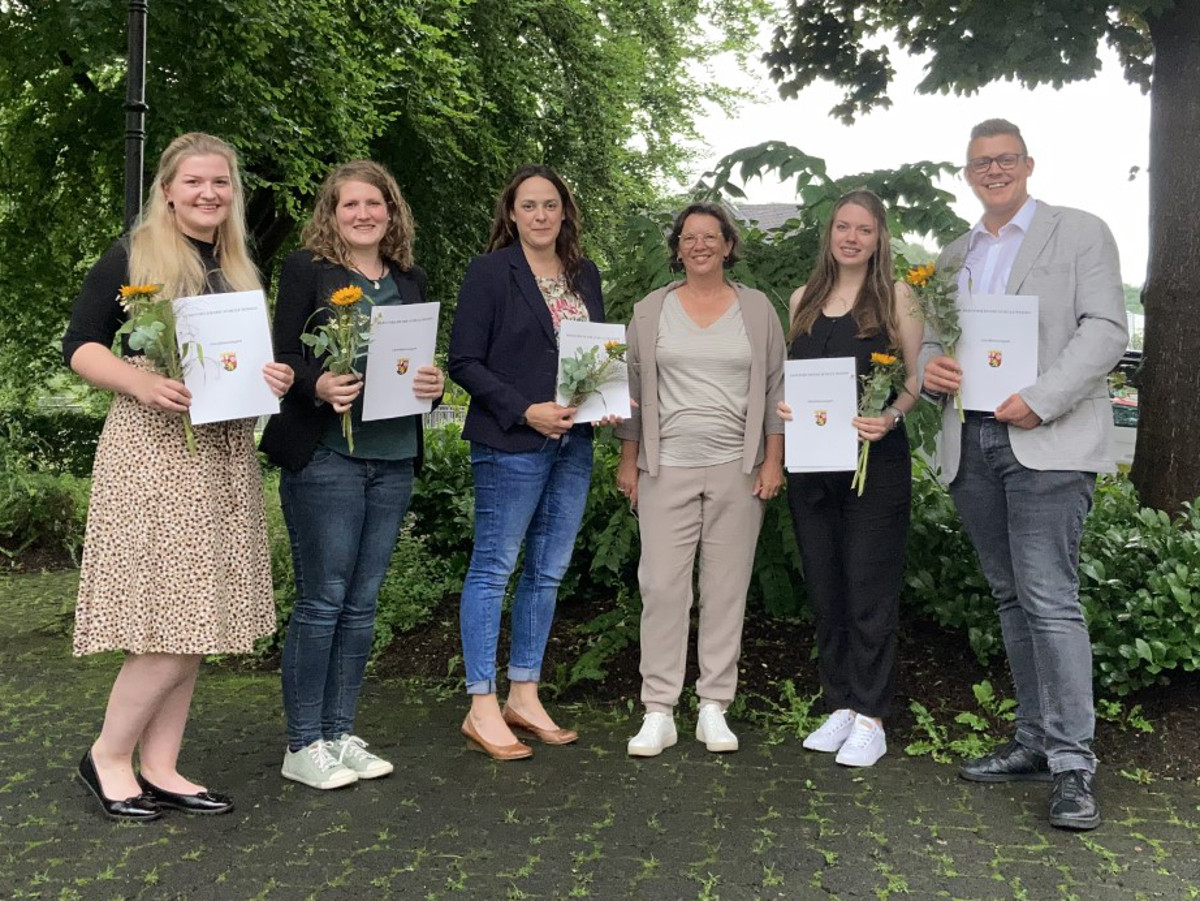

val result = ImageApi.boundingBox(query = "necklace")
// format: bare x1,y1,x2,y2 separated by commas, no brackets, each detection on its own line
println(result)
352,259,387,290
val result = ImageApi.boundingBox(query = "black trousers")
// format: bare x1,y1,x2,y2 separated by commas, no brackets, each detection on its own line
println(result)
786,440,910,719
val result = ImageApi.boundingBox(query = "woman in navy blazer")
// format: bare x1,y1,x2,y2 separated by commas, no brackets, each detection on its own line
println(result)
449,164,604,759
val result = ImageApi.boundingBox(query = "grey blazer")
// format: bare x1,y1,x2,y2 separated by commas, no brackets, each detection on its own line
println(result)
615,281,786,477
919,201,1128,483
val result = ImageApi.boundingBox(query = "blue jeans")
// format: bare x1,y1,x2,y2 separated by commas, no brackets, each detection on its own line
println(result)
460,434,593,694
279,448,415,747
950,417,1097,773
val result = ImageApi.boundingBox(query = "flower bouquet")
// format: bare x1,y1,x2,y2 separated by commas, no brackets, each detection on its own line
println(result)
114,283,199,453
850,352,906,498
906,260,964,422
558,339,627,410
301,285,372,452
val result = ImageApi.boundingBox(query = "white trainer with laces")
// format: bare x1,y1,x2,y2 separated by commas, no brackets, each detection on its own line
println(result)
627,712,678,757
802,708,857,752
330,734,394,779
695,702,739,753
835,715,887,767
281,739,359,790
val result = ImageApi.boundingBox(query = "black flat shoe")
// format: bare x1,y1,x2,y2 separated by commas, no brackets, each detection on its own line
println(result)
959,739,1053,783
77,750,162,822
1049,768,1101,831
137,775,234,815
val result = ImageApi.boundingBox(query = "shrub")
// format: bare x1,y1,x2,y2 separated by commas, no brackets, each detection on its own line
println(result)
0,440,90,565
3,408,105,477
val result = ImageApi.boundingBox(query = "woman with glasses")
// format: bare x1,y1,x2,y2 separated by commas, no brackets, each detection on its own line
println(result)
616,202,785,757
778,190,921,767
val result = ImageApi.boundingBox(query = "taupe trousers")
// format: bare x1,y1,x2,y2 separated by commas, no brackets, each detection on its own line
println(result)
637,459,766,712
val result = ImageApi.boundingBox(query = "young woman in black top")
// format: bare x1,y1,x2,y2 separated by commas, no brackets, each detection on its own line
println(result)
63,132,293,820
779,190,921,768
259,160,444,789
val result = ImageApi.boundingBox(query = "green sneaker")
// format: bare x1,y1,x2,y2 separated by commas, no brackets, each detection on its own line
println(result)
281,740,358,790
330,734,394,779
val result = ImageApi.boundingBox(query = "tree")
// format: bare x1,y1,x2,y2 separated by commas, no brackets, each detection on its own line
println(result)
0,0,765,399
764,0,1200,512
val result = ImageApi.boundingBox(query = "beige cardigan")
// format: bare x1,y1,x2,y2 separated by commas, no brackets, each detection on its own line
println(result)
615,280,786,477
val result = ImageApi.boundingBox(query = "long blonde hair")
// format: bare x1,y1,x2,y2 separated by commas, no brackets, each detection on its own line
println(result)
787,189,898,346
128,132,261,296
301,160,416,270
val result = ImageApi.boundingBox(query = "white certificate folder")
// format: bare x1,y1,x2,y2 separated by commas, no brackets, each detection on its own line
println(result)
784,357,858,473
174,289,280,426
957,294,1039,412
555,321,631,423
362,302,440,422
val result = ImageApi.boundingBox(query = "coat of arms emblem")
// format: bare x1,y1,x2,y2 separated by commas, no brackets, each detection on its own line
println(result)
987,349,1003,368
220,352,238,372
396,358,410,375
814,409,828,427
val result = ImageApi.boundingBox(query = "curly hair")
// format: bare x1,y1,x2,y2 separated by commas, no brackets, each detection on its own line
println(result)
486,165,585,290
787,189,899,346
301,160,416,270
666,202,743,272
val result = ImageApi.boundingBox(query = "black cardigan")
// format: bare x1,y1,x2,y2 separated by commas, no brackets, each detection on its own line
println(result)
259,249,432,473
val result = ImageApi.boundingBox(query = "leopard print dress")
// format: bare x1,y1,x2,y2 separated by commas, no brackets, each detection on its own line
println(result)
72,357,276,656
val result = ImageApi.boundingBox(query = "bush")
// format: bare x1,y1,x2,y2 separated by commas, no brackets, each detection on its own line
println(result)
3,408,105,477
0,456,90,565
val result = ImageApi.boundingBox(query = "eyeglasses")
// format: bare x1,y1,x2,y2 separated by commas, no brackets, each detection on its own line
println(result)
966,153,1026,174
679,233,723,247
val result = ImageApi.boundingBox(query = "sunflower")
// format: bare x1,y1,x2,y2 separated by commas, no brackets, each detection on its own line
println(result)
870,352,898,366
330,285,364,307
904,262,936,288
119,283,161,298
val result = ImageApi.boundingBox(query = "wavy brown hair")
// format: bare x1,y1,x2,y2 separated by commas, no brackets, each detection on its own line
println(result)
666,202,743,272
787,189,898,346
301,160,416,270
129,132,260,297
486,164,585,290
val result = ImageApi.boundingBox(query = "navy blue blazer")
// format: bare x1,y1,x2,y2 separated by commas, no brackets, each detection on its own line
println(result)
448,241,605,452
259,249,431,473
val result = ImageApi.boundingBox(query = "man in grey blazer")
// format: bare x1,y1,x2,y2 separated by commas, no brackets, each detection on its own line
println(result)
921,119,1127,831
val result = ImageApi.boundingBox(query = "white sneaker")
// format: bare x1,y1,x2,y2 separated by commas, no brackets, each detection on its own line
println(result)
627,712,678,757
803,708,857,752
835,715,887,767
330,734,394,779
695,702,739,753
281,740,358,790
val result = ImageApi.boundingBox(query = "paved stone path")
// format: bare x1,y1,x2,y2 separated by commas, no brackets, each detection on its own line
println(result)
3,571,1199,900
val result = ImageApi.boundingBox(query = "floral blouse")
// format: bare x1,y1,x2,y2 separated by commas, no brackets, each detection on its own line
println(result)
536,274,589,337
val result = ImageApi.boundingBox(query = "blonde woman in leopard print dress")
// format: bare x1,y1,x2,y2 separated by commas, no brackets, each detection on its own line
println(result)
62,133,294,821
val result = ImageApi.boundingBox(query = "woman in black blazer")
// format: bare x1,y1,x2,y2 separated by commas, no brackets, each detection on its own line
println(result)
448,165,605,759
260,160,444,790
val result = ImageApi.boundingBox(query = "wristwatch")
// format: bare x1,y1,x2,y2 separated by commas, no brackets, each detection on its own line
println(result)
885,406,904,429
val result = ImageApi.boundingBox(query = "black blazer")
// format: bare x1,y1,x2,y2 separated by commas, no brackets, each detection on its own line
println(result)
259,249,431,473
448,241,605,452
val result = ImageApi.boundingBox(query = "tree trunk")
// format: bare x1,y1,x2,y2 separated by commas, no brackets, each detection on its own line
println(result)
1131,2,1200,512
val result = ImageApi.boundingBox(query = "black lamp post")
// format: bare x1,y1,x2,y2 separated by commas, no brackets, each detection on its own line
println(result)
124,0,148,231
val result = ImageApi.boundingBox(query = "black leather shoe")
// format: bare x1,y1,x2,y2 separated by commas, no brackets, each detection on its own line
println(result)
1049,768,1100,830
137,775,234,815
959,739,1053,783
77,751,162,822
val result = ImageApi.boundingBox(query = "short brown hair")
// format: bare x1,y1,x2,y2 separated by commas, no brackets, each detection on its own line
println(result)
666,202,743,272
968,118,1028,156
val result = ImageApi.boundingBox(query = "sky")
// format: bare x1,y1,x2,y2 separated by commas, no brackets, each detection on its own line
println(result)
686,41,1151,286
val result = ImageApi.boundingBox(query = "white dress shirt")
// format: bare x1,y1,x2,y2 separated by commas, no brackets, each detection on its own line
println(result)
958,195,1038,296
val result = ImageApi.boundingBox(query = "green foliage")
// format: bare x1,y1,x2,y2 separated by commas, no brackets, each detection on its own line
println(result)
3,408,104,477
0,449,89,565
0,0,766,398
409,421,475,582
765,1,1159,124
905,681,1015,763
